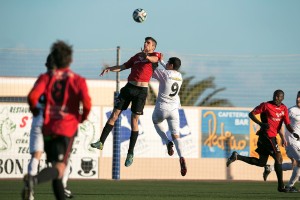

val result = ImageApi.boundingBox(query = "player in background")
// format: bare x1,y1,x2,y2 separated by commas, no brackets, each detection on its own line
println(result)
90,37,161,167
263,91,300,192
226,90,294,192
23,40,91,200
27,54,73,199
152,56,187,176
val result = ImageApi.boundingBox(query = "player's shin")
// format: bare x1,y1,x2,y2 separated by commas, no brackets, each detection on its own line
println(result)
173,136,183,157
28,157,39,176
100,123,114,143
128,131,139,154
287,166,300,187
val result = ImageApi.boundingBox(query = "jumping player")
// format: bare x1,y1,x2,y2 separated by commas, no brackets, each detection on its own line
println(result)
90,37,161,167
23,40,91,200
226,89,294,192
152,56,187,176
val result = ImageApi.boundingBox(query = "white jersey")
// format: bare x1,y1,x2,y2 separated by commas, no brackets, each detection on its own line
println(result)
152,63,182,111
285,105,300,160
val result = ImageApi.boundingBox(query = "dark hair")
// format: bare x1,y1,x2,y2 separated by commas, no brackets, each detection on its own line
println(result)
297,91,300,97
168,57,181,71
51,40,72,69
145,37,157,47
273,89,284,98
45,53,55,70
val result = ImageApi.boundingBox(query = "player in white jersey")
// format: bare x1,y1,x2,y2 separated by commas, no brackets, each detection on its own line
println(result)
27,54,73,199
263,91,300,192
152,56,187,176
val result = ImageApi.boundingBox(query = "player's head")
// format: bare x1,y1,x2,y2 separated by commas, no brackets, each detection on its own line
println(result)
272,89,284,106
51,40,72,69
144,37,157,51
296,91,300,107
167,57,181,71
45,53,55,71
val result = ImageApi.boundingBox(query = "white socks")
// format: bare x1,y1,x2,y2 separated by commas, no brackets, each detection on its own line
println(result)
62,161,71,188
287,166,300,187
173,137,183,158
28,157,39,176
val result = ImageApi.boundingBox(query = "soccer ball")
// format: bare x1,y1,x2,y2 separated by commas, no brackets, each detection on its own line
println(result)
132,8,147,23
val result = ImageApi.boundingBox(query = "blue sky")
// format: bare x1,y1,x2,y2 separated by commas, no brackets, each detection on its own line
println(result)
1,0,300,107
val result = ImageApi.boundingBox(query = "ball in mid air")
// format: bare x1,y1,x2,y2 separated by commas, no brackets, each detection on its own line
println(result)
132,8,147,23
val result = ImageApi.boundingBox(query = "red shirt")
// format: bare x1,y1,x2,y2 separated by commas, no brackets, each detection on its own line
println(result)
28,68,91,137
251,101,290,138
124,52,161,82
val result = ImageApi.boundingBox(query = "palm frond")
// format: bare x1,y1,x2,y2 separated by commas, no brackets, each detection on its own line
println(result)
180,76,216,106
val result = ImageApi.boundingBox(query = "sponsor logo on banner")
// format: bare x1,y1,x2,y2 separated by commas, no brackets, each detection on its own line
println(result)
0,104,100,179
201,109,251,158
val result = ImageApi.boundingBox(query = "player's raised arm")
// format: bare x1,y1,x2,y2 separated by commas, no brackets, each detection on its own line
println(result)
99,64,126,76
159,53,167,69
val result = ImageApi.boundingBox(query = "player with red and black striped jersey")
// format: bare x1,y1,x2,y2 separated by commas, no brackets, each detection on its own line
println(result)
23,40,91,200
226,89,294,192
263,91,300,192
91,37,161,167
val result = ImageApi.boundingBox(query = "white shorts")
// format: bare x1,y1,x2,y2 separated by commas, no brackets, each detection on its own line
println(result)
152,107,179,134
286,137,300,161
29,114,44,154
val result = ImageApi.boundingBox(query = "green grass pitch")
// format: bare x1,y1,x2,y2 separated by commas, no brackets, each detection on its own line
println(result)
1,179,298,199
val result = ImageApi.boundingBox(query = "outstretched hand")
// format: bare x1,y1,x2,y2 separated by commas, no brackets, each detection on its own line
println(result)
281,137,288,147
99,64,110,76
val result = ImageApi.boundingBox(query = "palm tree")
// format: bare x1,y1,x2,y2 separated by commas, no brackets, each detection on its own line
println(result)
147,73,233,107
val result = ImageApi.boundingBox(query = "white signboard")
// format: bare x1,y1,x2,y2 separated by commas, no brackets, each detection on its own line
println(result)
101,106,199,158
0,104,100,179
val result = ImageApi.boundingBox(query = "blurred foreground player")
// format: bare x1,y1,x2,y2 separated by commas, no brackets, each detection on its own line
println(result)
23,40,91,200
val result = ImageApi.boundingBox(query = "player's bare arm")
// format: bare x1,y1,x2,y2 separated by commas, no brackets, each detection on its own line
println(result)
278,130,287,147
248,112,269,130
100,64,126,76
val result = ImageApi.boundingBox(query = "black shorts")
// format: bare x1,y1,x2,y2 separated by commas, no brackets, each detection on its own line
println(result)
114,83,148,115
255,133,280,157
44,135,74,164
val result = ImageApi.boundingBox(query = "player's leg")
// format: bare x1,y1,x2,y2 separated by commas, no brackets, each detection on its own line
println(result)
152,107,172,154
168,109,186,176
227,135,269,167
62,159,73,198
91,108,122,150
23,136,74,200
285,144,300,192
125,86,147,167
286,160,300,192
264,137,286,192
91,85,132,149
28,115,44,176
263,157,294,181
